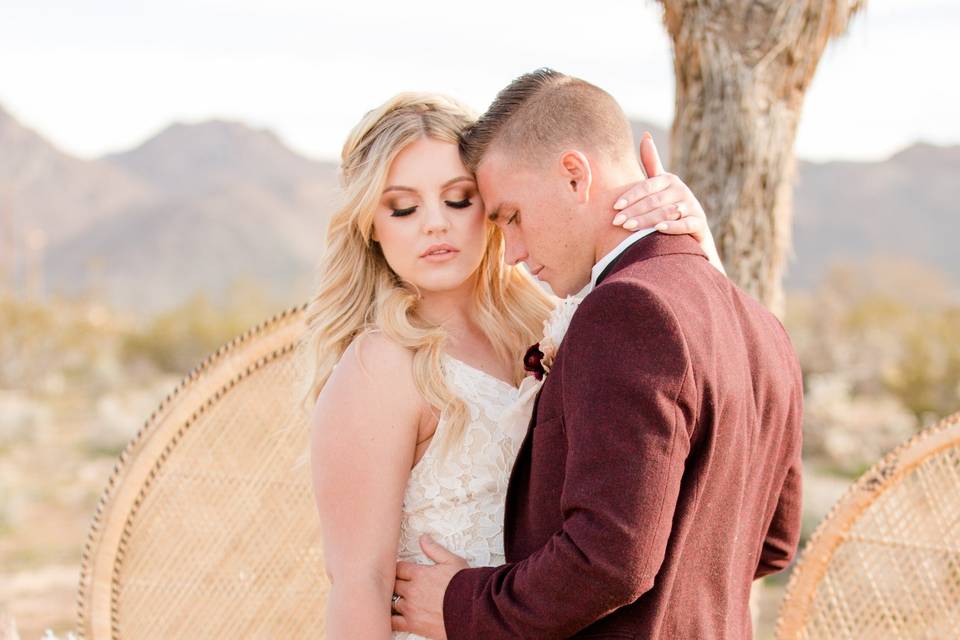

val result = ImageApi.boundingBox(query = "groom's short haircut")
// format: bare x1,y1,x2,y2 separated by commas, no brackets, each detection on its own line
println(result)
460,68,635,172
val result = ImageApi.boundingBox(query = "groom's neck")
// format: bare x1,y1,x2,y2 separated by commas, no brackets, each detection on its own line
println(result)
591,162,650,264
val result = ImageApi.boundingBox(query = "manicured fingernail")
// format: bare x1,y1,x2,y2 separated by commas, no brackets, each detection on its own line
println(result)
612,214,627,226
655,222,668,231
643,131,652,140
613,198,627,210
623,219,639,230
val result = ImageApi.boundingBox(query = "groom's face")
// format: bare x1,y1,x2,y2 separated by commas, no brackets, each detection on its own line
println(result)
476,151,595,297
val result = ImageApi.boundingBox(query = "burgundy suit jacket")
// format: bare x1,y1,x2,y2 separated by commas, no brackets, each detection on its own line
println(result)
443,233,804,639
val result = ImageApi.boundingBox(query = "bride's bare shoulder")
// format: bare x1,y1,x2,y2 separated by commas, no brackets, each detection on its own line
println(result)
309,331,425,478
341,330,414,384
316,329,419,413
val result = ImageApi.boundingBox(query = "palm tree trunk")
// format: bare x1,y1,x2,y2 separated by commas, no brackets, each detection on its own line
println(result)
658,0,867,316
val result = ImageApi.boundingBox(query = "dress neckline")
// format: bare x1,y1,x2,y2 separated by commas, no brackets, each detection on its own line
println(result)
442,353,520,393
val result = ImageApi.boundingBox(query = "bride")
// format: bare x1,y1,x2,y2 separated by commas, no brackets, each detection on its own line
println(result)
300,92,723,639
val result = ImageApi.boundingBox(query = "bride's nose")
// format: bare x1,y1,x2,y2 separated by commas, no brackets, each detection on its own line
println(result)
421,204,450,235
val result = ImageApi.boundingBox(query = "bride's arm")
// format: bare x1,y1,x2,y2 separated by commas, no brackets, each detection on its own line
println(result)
310,333,424,640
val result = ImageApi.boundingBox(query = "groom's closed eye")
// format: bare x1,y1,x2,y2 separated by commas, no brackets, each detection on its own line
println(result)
487,206,520,227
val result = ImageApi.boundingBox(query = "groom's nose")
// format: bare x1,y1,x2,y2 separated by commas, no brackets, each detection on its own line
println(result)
503,232,528,266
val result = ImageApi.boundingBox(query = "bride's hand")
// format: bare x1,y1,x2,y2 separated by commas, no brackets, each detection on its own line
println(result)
611,132,726,275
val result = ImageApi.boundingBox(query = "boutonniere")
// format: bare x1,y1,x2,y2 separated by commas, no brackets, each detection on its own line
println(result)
523,343,546,380
523,295,582,380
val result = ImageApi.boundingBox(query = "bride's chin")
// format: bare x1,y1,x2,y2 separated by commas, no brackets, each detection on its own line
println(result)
410,274,475,295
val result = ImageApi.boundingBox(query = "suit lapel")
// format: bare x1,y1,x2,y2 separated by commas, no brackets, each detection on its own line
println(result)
502,234,707,557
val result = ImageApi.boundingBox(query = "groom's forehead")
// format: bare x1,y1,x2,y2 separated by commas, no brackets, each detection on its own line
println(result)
476,153,540,220
476,148,518,181
475,158,510,221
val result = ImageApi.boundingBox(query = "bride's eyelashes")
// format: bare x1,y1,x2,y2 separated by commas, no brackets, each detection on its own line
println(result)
389,198,473,217
391,206,417,217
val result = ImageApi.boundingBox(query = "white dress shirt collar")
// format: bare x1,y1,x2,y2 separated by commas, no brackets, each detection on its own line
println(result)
574,227,658,299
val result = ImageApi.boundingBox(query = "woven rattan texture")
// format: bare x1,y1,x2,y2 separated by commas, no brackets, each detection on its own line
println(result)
77,303,329,639
777,410,960,639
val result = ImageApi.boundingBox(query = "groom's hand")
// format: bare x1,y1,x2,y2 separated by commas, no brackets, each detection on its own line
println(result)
391,535,467,640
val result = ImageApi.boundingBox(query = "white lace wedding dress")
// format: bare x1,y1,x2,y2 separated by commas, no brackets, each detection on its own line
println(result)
394,353,543,640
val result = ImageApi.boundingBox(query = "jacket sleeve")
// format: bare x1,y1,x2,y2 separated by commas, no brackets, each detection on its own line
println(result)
755,353,804,579
754,454,803,579
442,281,696,639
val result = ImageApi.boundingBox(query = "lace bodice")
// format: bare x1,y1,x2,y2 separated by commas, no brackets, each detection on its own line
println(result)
395,354,542,640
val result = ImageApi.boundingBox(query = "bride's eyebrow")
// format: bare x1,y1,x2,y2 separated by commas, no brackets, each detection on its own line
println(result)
442,176,475,188
382,185,418,194
382,176,473,195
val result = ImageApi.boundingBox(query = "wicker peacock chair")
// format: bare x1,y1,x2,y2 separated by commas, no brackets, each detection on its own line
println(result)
76,302,328,639
776,410,960,639
76,298,960,638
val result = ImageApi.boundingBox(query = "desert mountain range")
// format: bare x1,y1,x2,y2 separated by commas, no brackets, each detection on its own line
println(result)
1,103,956,313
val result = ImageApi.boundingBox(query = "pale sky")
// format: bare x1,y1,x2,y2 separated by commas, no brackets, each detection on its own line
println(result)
1,0,957,164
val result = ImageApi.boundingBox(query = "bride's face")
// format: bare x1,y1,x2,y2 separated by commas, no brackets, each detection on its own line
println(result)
372,137,488,294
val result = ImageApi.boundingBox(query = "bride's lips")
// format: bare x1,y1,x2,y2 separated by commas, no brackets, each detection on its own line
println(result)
420,243,460,262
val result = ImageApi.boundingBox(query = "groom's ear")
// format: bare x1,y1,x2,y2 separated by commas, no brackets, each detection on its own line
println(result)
558,150,592,204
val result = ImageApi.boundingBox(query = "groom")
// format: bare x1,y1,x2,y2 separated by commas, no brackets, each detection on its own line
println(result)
391,68,803,639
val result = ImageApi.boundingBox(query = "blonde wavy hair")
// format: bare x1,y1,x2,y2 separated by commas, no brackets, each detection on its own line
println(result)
296,92,555,458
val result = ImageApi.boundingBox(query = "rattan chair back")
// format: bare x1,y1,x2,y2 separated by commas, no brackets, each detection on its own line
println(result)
777,410,960,639
76,303,328,639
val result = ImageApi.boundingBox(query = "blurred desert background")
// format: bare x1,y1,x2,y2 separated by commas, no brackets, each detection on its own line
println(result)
3,105,958,638
2,0,959,638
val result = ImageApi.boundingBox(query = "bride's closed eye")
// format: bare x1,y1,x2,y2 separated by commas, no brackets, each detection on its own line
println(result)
390,206,417,217
390,199,471,216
